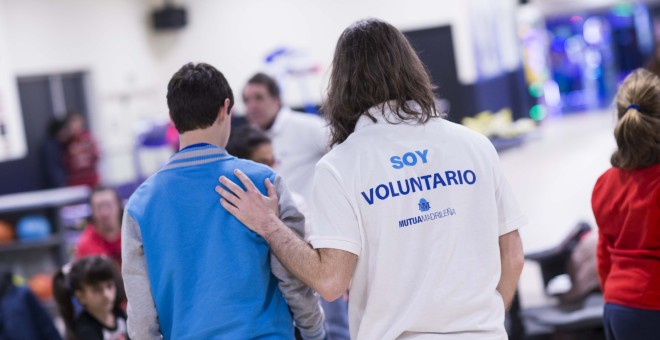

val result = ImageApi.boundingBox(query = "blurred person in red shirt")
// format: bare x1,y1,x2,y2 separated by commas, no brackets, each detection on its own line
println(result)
592,69,660,340
76,186,123,267
63,112,100,187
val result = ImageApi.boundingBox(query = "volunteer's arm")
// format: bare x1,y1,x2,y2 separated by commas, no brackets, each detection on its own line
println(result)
497,229,524,310
216,169,357,301
270,175,326,339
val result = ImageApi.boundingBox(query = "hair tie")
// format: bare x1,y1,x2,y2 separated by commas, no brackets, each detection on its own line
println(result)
627,104,642,112
62,262,73,291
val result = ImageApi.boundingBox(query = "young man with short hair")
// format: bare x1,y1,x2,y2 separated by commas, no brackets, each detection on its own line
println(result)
122,62,324,339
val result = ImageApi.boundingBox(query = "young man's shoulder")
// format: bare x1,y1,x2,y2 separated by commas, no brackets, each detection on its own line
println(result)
128,157,274,193
230,157,276,178
125,172,160,209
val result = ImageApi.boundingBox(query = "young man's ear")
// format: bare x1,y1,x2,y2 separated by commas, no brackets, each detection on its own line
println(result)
218,98,232,122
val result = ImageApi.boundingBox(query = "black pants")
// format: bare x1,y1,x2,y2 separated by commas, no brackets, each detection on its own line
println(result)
604,303,660,340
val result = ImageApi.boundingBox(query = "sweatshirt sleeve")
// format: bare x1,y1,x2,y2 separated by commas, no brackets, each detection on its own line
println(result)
121,209,163,340
270,174,326,340
596,227,612,291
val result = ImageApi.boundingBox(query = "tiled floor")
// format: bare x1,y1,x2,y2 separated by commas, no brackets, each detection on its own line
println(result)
498,110,616,307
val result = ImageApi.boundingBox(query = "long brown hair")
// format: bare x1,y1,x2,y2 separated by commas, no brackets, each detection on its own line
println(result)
611,68,660,170
323,18,440,146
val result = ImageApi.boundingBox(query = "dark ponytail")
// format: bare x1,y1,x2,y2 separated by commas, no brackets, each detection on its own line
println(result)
52,266,77,340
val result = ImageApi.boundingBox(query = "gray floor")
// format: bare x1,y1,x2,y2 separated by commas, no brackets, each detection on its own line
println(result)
500,110,616,308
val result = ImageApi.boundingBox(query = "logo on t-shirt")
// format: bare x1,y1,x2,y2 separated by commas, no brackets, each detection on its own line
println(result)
418,198,431,212
400,199,456,229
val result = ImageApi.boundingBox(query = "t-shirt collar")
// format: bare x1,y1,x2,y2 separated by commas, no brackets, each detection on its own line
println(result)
354,100,425,132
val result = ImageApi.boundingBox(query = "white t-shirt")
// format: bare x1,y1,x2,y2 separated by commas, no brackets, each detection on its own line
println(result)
267,107,329,205
309,102,527,340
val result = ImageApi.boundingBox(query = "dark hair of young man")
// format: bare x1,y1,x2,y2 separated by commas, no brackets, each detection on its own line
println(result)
226,125,272,160
246,72,281,99
323,18,441,146
167,62,235,133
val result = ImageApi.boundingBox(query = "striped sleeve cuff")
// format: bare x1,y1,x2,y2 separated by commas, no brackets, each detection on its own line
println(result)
309,237,361,256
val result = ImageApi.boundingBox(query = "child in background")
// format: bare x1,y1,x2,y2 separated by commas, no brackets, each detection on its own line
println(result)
76,187,123,268
53,256,128,340
226,125,276,167
592,68,660,340
226,125,313,237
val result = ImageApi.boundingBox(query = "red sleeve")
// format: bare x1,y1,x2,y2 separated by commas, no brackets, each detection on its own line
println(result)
592,174,612,290
596,226,612,290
